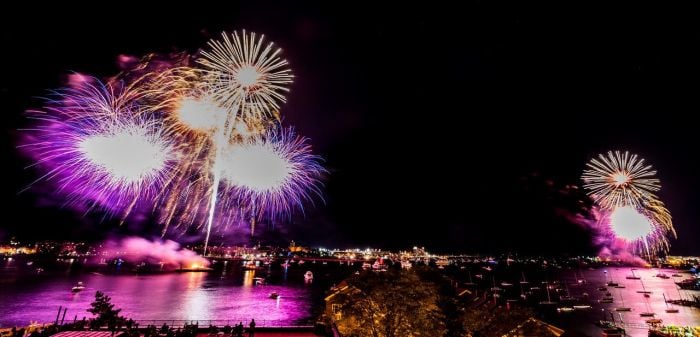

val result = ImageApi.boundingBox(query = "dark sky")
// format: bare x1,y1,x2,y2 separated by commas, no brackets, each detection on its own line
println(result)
2,3,699,255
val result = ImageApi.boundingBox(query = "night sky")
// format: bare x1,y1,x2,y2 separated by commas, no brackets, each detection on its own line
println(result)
2,3,699,255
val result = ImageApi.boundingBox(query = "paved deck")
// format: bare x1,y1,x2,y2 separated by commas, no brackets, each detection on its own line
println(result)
196,333,316,337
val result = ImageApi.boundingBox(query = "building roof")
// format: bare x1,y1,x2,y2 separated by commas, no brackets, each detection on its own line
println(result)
324,280,362,302
503,318,565,337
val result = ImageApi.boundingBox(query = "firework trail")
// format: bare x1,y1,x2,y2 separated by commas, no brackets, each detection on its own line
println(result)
196,31,293,255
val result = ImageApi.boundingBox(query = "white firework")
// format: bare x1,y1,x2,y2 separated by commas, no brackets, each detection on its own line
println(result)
197,30,293,127
582,150,660,209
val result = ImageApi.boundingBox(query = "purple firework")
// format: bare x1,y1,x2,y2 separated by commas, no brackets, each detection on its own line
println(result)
220,127,325,222
20,78,177,219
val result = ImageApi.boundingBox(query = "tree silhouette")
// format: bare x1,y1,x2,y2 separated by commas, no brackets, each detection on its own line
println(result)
88,291,122,328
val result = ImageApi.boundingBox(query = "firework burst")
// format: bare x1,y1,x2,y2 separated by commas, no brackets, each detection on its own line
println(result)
21,79,177,218
581,150,675,256
221,128,325,221
197,30,293,126
582,150,660,209
21,31,324,253
598,205,672,256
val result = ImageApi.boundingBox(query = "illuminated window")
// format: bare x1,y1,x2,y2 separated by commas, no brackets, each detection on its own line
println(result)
332,304,342,319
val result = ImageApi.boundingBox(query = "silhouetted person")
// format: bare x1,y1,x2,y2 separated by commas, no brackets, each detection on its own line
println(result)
248,320,255,337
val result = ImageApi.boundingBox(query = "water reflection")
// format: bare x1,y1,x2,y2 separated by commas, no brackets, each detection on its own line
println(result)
547,267,699,337
0,268,313,327
242,270,254,287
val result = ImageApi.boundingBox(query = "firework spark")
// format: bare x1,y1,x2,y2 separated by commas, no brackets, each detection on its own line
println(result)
582,150,660,209
198,30,293,126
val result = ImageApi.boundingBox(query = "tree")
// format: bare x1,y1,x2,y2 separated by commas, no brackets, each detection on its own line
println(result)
88,291,122,328
335,270,446,337
461,306,557,337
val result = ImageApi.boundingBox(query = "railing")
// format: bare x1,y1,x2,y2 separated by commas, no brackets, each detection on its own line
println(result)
131,319,315,329
618,322,654,330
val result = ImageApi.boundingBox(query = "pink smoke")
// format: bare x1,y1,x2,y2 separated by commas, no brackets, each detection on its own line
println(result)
67,73,91,87
560,206,649,266
104,237,209,269
598,246,649,266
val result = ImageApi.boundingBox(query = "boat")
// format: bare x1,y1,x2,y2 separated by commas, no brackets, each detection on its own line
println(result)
490,277,503,292
662,293,679,313
242,262,260,270
603,269,619,286
573,305,592,310
71,282,85,292
656,273,670,279
645,318,663,325
671,273,682,277
625,269,641,280
675,278,700,290
599,298,614,303
557,307,574,313
435,258,449,268
500,282,514,287
597,320,626,337
640,291,656,317
400,260,412,270
635,276,653,295
269,292,280,299
559,284,574,301
519,272,529,285
253,277,266,285
538,282,557,305
615,288,631,311
464,271,476,287
304,271,313,282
